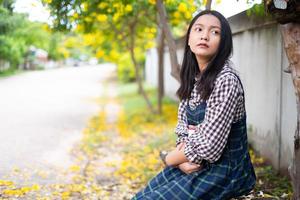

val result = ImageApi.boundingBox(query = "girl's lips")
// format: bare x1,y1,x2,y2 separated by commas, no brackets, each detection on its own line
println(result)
197,43,209,48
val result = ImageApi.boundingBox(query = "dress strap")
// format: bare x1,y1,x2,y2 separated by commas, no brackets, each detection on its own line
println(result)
222,71,246,117
221,71,245,97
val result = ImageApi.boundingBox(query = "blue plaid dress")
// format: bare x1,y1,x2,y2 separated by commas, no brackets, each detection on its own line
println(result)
132,74,256,200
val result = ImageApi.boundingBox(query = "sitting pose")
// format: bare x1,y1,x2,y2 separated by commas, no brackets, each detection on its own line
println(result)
132,10,256,200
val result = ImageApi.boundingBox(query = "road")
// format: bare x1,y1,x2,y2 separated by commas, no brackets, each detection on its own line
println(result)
0,64,115,183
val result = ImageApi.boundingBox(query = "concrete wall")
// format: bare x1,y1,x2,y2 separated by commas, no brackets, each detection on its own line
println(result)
144,11,297,173
145,47,183,100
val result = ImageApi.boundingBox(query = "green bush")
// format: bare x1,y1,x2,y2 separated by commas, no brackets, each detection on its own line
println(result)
117,53,136,83
0,36,25,68
116,49,146,83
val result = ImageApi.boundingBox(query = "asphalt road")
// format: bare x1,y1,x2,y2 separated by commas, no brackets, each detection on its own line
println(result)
0,64,115,182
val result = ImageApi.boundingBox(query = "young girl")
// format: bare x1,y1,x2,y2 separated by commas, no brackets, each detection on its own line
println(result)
132,10,256,200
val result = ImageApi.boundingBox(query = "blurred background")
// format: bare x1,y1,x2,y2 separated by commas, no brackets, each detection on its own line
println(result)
0,0,299,199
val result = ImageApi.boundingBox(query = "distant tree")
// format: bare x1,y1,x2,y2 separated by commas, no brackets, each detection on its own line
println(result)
0,0,14,12
156,0,211,82
0,5,57,69
44,0,197,114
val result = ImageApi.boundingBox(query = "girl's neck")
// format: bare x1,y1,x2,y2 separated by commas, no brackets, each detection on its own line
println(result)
196,56,210,72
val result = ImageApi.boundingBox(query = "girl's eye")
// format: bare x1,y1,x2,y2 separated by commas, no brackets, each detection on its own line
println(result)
211,30,219,35
195,27,202,32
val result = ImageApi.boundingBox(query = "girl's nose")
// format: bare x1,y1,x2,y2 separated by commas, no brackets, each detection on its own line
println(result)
201,36,208,41
200,30,209,41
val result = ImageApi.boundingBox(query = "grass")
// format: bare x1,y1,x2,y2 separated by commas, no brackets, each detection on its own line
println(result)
116,81,176,113
0,69,23,78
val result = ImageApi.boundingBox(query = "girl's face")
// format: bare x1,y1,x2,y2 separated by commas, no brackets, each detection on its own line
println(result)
188,14,221,62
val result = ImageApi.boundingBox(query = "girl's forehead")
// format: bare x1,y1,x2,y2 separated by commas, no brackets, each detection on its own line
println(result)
193,14,221,28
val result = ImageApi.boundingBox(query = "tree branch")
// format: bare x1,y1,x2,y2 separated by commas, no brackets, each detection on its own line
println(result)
156,0,180,82
205,0,212,10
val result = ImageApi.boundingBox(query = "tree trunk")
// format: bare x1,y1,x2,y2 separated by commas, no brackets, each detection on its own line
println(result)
281,23,300,200
128,30,156,114
205,0,212,10
156,0,180,82
157,25,165,114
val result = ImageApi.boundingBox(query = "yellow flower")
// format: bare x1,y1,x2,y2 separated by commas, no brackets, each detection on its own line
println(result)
85,16,92,22
113,3,120,8
125,4,133,12
96,50,105,58
83,34,95,46
61,191,70,199
58,47,70,58
166,0,174,4
32,184,40,191
109,50,119,61
21,186,31,193
97,14,107,22
147,33,155,39
173,11,180,18
64,37,77,48
117,35,123,40
69,165,81,172
113,13,120,22
184,11,192,19
72,12,79,19
178,2,187,13
150,27,157,33
0,180,14,186
98,2,108,9
171,18,180,26
148,0,156,5
75,24,83,32
81,2,88,12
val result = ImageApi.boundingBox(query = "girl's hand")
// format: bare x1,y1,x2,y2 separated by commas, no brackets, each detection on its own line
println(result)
178,162,202,174
165,143,188,166
188,125,197,130
176,142,185,151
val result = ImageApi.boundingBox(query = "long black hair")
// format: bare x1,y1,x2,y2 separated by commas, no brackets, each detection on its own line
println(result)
176,10,233,101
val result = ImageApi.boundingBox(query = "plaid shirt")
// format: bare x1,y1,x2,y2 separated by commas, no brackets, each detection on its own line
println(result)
175,62,245,164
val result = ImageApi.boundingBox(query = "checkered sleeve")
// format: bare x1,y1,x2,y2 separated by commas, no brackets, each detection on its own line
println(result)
184,74,240,164
174,99,189,146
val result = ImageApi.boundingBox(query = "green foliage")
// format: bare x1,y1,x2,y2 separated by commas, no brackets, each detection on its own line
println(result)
15,22,51,50
246,1,277,21
0,35,25,68
0,7,43,68
0,0,14,12
42,0,79,31
44,0,197,83
0,7,11,34
0,67,22,77
247,2,266,17
0,5,67,71
254,165,292,198
117,54,136,83
47,32,63,60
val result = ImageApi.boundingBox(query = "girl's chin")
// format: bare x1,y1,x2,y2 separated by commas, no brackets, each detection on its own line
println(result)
192,49,213,56
194,52,214,59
